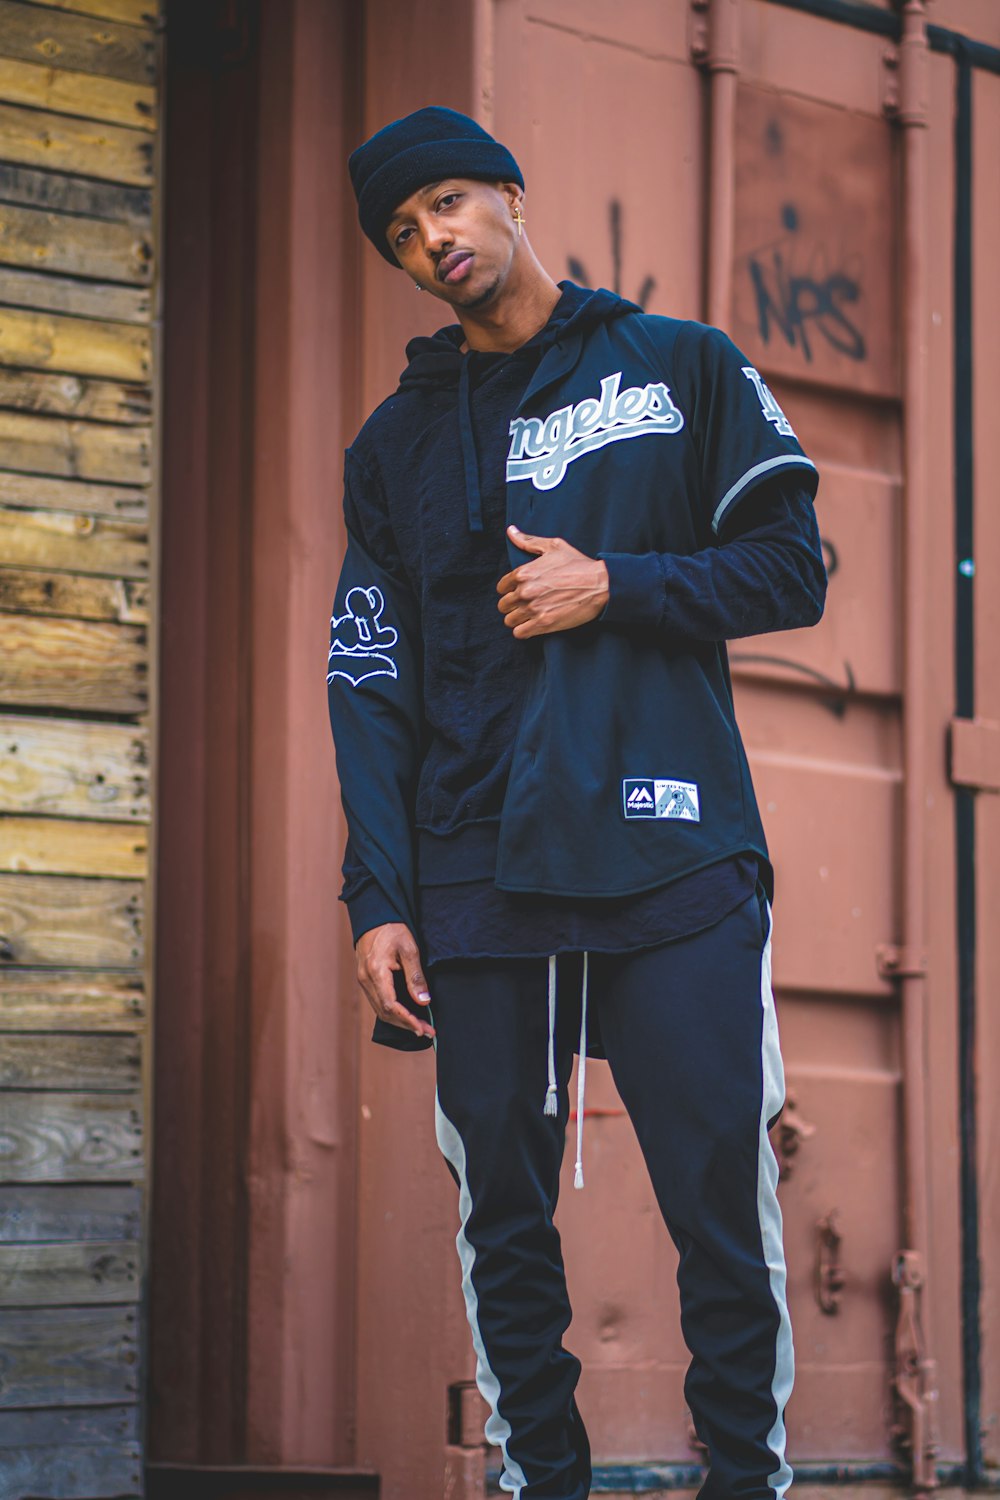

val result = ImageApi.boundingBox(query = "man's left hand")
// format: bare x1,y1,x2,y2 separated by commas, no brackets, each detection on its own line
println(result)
497,524,610,638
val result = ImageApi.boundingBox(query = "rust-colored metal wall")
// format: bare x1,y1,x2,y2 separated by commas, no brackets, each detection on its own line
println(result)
151,2,1000,1498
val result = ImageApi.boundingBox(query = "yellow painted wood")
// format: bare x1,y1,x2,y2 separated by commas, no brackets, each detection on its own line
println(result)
0,367,148,426
0,1239,140,1306
0,714,149,824
0,101,152,185
0,413,150,484
0,264,150,323
0,872,144,966
20,0,156,28
0,201,153,281
0,470,147,518
0,54,155,130
0,969,145,1029
0,1032,140,1089
0,815,147,878
0,566,148,624
0,305,150,381
0,614,147,714
0,1,155,87
0,505,148,574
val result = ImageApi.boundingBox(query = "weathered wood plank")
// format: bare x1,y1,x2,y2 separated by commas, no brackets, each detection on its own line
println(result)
0,970,145,1032
0,614,147,713
0,1032,141,1090
0,304,150,380
0,102,152,186
0,264,150,323
0,1236,140,1304
0,469,148,517
27,0,153,21
21,0,156,26
0,1400,139,1444
0,1090,143,1182
0,1303,140,1404
0,201,153,282
0,716,149,823
0,411,150,483
0,367,148,423
0,566,148,624
20,0,156,25
0,814,148,878
0,873,144,967
0,161,151,225
0,53,155,131
0,1,155,87
0,503,148,572
0,1439,141,1500
0,1184,142,1241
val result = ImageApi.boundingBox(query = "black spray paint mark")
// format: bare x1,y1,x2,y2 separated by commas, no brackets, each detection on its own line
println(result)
568,200,656,309
746,199,866,364
729,654,856,718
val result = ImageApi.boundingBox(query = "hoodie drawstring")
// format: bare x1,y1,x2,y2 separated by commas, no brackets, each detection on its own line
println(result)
542,951,589,1189
456,355,484,533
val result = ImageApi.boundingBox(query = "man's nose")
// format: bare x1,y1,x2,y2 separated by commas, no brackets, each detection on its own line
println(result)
422,217,454,256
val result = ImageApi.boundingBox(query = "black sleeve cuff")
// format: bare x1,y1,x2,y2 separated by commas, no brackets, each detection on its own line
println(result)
596,551,663,627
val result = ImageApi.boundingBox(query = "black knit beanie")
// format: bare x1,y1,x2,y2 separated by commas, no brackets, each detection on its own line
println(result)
348,105,524,266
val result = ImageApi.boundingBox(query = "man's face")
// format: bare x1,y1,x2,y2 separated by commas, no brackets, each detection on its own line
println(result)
385,177,521,307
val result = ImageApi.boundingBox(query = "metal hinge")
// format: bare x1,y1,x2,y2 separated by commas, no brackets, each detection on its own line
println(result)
876,944,928,980
949,717,1000,793
689,0,710,64
891,1250,940,1492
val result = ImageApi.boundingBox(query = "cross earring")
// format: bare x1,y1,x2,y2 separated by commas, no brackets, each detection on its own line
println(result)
513,204,525,236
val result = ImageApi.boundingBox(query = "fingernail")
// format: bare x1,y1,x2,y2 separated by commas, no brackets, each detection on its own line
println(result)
417,991,431,1003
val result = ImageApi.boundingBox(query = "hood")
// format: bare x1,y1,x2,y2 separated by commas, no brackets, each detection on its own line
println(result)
395,279,641,532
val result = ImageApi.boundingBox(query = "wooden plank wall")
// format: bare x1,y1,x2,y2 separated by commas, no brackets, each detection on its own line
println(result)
0,1,160,1496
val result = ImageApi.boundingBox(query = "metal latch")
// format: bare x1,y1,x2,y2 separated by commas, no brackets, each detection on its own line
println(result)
891,1250,939,1492
772,1089,816,1181
876,944,928,980
816,1211,844,1314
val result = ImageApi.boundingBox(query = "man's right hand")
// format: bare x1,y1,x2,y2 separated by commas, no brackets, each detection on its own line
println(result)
355,922,435,1040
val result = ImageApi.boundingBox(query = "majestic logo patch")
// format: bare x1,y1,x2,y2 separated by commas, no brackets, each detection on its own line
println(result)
623,778,701,821
742,366,796,437
327,586,398,688
506,370,685,491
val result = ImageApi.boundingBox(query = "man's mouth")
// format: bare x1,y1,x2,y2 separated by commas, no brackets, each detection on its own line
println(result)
438,250,474,284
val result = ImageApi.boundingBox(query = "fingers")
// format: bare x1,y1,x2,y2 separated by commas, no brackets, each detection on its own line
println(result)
356,925,435,1040
507,523,557,553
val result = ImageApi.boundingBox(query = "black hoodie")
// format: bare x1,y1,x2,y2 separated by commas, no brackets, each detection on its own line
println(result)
327,281,825,990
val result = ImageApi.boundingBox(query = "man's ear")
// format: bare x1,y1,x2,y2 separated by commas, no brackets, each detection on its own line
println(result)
500,180,522,211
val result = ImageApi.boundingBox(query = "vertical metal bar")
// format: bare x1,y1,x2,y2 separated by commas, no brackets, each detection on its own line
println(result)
704,0,741,330
951,45,984,1489
896,2,939,1488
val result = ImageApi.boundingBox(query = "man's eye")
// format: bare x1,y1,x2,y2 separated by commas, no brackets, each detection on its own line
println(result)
394,227,412,247
438,193,460,209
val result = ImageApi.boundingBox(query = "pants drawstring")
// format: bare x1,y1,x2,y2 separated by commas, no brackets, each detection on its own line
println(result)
543,955,558,1117
541,952,590,1189
574,952,588,1189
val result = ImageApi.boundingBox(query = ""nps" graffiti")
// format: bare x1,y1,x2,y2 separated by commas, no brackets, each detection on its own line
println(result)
749,247,866,365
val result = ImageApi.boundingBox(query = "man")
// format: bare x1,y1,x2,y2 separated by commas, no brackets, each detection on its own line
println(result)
327,105,826,1500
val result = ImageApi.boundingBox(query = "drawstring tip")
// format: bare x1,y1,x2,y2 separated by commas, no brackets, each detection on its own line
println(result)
543,1085,558,1118
574,1163,584,1190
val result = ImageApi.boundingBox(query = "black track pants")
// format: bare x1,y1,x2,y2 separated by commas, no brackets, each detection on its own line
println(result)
428,884,792,1500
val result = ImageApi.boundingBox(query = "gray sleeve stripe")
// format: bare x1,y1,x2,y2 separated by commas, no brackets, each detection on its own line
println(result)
710,454,819,534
